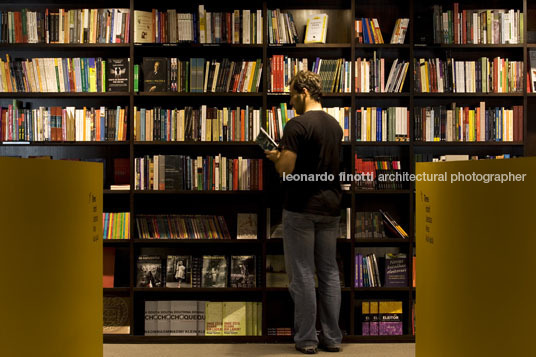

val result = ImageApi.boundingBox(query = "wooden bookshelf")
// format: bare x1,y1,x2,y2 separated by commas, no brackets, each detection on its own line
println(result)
2,0,534,344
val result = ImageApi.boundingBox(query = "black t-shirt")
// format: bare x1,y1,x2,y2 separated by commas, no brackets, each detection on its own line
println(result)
279,110,343,216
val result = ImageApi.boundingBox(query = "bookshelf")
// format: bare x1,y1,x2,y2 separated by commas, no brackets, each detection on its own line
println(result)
1,0,533,344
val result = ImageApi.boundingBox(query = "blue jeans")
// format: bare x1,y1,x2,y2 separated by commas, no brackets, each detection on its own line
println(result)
282,209,342,348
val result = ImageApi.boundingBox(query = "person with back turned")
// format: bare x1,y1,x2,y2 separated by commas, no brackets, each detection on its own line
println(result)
265,70,343,354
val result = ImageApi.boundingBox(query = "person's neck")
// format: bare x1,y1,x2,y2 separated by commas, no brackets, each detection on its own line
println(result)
304,98,322,113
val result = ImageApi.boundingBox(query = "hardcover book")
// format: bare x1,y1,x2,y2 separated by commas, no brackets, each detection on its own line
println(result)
205,301,223,335
106,58,129,92
237,213,257,239
134,10,153,43
201,255,228,288
143,57,168,92
223,301,246,336
304,14,328,44
230,255,256,288
103,296,130,334
166,255,192,288
379,301,403,335
136,255,163,288
384,253,408,287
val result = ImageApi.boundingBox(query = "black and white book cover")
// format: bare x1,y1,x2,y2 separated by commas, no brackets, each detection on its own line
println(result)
166,255,192,288
201,255,228,288
230,255,256,288
237,213,257,239
143,57,168,92
106,58,129,92
136,255,163,288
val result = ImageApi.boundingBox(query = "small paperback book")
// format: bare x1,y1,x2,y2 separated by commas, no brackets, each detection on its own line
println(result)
106,58,129,92
136,255,163,287
230,255,256,288
304,13,328,43
166,255,192,288
237,213,257,239
255,127,278,151
201,255,228,288
142,57,168,92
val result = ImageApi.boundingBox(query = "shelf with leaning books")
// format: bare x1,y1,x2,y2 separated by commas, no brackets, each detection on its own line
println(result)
355,0,410,45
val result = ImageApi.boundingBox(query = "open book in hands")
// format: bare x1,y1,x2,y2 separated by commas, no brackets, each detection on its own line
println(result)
255,127,278,151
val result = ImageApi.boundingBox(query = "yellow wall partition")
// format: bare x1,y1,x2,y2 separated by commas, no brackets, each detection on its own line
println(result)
0,158,103,357
416,157,536,356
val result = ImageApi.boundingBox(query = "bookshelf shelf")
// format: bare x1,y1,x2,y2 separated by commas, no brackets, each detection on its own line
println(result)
0,43,131,49
413,142,524,146
355,93,410,97
354,142,410,146
104,288,130,293
355,239,410,244
413,44,524,49
133,190,264,195
104,335,268,343
353,189,411,195
133,141,260,146
133,43,263,49
356,44,410,49
413,93,524,97
0,141,129,146
267,92,352,97
104,190,130,195
135,92,263,97
0,93,130,98
265,287,353,292
354,287,410,292
103,239,130,245
268,43,351,48
132,239,261,245
133,288,263,293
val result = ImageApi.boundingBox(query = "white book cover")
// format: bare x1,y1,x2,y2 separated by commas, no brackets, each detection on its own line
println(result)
304,13,328,43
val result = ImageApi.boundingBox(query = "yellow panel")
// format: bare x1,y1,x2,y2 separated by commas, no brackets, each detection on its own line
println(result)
416,157,536,356
0,157,103,357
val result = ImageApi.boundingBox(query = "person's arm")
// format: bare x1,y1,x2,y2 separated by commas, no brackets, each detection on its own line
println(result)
265,149,297,177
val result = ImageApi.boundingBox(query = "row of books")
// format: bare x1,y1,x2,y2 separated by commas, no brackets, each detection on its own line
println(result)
415,57,524,93
140,57,262,93
356,107,409,142
137,255,257,289
266,104,350,142
134,155,263,191
354,18,409,44
0,8,130,44
354,156,404,190
145,300,262,336
361,300,403,336
198,6,262,45
135,214,232,240
133,106,261,142
134,8,263,45
432,4,523,44
355,211,408,239
103,212,130,240
0,104,127,142
356,253,408,288
267,9,298,44
269,56,351,93
414,153,513,162
0,56,129,93
413,104,523,142
355,57,409,93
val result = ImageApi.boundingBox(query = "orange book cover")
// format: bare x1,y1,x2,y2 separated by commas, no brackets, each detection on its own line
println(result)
103,247,116,288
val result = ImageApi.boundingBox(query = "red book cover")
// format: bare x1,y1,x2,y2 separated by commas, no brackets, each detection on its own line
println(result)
103,247,116,288
462,10,466,44
233,158,239,190
258,159,263,191
453,3,459,44
114,158,130,185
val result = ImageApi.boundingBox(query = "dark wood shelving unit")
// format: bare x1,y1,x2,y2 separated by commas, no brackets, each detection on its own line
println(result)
3,0,534,345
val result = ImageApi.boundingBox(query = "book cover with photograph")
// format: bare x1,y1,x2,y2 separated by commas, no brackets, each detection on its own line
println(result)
136,255,163,287
230,255,256,288
166,255,192,288
143,57,168,92
201,255,228,288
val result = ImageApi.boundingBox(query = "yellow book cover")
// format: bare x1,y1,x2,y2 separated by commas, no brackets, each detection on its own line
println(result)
256,302,262,336
223,301,246,336
246,302,253,336
304,14,328,44
205,302,223,335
